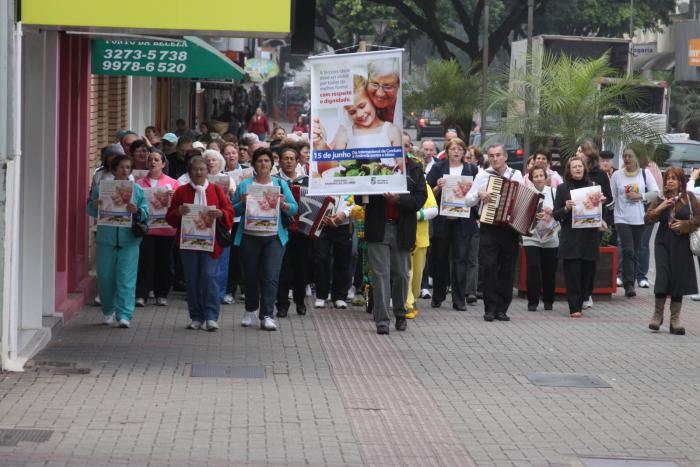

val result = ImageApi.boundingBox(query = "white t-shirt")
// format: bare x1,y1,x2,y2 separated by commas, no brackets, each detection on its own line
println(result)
610,168,659,225
449,165,463,176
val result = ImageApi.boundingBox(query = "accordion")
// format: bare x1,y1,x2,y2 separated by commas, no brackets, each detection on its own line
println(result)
479,175,543,235
289,184,336,239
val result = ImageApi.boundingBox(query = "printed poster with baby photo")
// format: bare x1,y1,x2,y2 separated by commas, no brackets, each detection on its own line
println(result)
440,175,473,218
308,49,406,196
571,185,604,229
180,204,215,252
245,185,280,233
143,185,172,229
98,180,134,227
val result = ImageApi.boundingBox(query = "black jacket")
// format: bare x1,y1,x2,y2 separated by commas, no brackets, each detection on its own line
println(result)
426,160,479,237
553,179,601,261
364,158,428,250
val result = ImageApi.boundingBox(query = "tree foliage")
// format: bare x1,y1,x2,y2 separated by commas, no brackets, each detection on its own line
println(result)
316,0,675,63
404,59,482,136
490,53,662,158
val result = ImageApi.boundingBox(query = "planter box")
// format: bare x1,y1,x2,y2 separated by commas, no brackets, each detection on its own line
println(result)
514,245,618,297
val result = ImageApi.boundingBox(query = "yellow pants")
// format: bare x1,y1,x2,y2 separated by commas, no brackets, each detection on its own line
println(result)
406,246,428,310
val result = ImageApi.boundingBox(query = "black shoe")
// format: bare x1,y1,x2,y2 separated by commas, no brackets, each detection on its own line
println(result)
544,302,553,311
296,303,307,315
466,295,477,304
395,317,407,331
276,306,289,318
527,304,538,312
430,300,442,308
476,291,483,300
453,303,467,311
483,313,495,322
625,286,636,298
495,313,510,321
376,324,390,335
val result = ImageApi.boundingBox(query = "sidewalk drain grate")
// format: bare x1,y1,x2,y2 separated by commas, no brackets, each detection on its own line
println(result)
190,364,266,378
526,372,611,388
580,458,679,466
0,429,53,446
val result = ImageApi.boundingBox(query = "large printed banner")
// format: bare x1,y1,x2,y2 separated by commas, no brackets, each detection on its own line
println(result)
308,50,406,196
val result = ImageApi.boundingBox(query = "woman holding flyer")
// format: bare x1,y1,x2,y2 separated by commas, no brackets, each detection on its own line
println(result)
86,154,149,328
232,148,298,331
644,167,700,335
553,157,604,318
135,150,180,307
523,166,559,312
426,138,479,310
166,156,234,331
610,148,659,298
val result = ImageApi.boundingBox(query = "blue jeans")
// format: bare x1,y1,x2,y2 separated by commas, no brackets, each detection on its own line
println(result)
241,234,285,318
617,223,652,283
180,250,220,322
216,246,231,302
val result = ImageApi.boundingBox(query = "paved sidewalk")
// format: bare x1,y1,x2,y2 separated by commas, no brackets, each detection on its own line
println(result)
1,286,700,466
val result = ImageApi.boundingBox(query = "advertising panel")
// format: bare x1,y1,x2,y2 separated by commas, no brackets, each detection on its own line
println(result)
308,49,406,196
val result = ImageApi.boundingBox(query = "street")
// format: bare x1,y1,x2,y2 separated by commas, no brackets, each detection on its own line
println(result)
1,286,699,467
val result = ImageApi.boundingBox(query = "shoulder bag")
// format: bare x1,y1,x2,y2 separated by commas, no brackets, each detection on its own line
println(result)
687,194,700,256
213,184,233,247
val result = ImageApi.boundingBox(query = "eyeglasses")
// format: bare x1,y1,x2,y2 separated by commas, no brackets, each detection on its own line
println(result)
368,82,397,93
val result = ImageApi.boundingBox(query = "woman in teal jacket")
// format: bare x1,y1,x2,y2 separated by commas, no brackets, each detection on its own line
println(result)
87,154,149,328
231,147,297,331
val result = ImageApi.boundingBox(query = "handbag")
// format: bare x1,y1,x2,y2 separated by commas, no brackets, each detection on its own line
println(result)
132,215,149,237
213,184,233,247
687,195,700,256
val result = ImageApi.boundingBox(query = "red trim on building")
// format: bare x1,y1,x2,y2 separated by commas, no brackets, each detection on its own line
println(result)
55,33,95,321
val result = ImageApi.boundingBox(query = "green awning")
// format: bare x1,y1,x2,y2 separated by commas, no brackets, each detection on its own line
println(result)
92,36,244,80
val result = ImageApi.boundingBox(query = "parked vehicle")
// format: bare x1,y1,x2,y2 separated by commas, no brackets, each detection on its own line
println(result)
415,111,444,139
656,139,700,173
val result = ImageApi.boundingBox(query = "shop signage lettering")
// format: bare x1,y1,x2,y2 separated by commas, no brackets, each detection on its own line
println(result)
689,39,700,67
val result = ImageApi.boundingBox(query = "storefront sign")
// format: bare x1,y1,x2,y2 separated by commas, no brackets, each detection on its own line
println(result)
21,0,291,37
632,43,657,57
308,49,406,196
689,39,700,67
92,37,244,80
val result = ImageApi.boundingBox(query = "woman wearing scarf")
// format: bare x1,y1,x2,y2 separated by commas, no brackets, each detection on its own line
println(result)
610,148,658,298
166,156,234,331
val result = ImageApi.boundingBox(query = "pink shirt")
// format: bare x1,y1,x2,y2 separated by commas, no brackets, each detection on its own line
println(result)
136,174,180,237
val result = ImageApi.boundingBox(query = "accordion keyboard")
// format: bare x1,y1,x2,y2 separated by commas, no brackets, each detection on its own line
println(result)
479,175,503,224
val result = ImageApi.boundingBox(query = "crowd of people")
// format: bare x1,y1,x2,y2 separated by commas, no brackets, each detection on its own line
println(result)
88,122,700,336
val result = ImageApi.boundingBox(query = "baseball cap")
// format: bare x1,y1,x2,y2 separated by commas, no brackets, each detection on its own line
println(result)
600,150,614,160
192,141,206,150
162,133,178,144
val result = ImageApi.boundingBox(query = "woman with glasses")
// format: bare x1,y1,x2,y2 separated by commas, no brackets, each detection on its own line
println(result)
366,59,400,124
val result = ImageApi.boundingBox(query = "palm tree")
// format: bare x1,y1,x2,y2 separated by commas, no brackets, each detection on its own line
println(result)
489,52,662,159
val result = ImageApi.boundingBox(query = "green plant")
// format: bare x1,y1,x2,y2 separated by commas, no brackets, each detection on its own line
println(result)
490,52,662,160
404,59,481,137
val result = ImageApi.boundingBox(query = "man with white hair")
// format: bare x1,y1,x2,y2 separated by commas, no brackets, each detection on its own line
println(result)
420,139,438,174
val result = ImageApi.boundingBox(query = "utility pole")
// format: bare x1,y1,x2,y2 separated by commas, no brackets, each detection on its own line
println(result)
628,0,634,76
524,0,534,159
480,0,489,144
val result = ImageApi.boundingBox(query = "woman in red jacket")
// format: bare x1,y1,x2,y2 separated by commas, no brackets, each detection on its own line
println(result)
247,107,270,142
166,156,234,331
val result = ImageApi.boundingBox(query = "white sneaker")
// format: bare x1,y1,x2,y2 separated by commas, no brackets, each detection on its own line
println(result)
94,294,101,306
260,316,278,331
203,320,219,332
288,290,293,299
314,299,326,308
222,293,234,304
420,288,432,299
691,294,700,301
638,279,650,288
118,319,130,328
102,314,114,325
347,286,356,300
306,285,312,297
186,320,202,330
334,300,348,309
148,290,155,299
616,277,623,287
156,297,168,306
241,311,256,327
583,297,593,309
135,297,145,307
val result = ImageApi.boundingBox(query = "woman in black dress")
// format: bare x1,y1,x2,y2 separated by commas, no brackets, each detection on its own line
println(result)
644,167,700,335
553,157,604,318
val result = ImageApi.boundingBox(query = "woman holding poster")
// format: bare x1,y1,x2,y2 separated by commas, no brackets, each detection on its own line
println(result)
135,150,180,307
166,156,234,332
553,157,605,318
87,154,148,329
426,138,479,310
232,148,298,331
